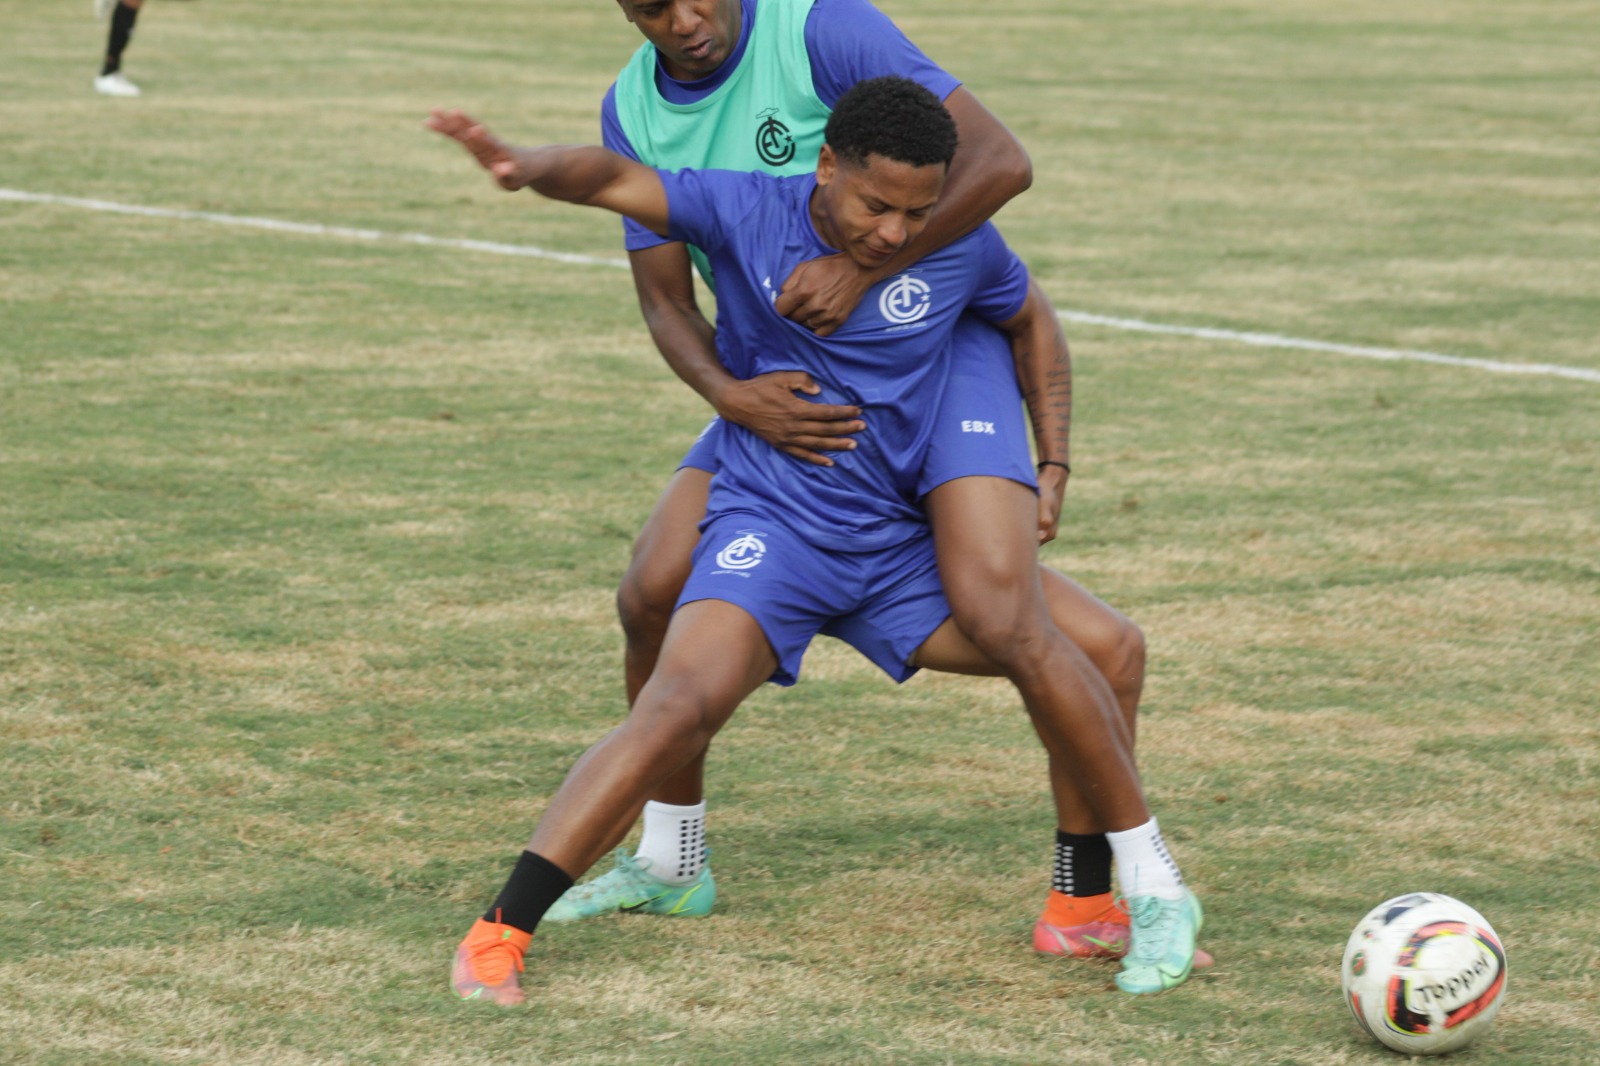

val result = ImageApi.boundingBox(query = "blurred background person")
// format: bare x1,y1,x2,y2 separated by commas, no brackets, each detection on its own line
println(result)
95,0,146,97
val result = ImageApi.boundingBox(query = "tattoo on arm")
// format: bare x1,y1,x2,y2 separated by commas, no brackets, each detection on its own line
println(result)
1018,338,1072,464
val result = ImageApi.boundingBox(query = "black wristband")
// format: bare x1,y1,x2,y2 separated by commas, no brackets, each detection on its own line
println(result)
1037,460,1071,475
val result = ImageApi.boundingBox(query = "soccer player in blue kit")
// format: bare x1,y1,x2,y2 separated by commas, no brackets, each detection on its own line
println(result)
573,0,1157,966
428,77,1201,1003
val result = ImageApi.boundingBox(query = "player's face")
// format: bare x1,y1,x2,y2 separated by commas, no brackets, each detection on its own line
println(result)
812,146,946,270
615,0,742,82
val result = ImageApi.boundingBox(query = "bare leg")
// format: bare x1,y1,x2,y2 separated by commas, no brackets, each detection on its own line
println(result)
527,467,714,875
919,476,1148,832
530,599,776,878
609,467,713,827
914,565,1145,833
619,468,710,709
452,601,776,1005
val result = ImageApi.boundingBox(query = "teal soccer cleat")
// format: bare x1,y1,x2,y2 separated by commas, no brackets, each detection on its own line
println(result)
542,849,715,922
1115,889,1203,994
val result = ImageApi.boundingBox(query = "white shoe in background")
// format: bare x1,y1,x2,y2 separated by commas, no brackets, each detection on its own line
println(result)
94,72,141,97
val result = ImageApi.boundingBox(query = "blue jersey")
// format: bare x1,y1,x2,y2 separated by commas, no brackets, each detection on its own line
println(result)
661,168,1029,552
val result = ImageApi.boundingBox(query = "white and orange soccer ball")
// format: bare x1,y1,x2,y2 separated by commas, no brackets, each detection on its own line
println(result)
1341,892,1507,1056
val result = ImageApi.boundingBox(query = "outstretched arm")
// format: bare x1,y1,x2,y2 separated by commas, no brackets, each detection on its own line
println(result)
776,87,1032,333
432,109,866,465
426,108,670,234
997,279,1072,544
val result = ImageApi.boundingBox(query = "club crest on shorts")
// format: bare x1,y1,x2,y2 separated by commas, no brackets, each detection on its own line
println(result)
715,530,767,571
878,273,932,326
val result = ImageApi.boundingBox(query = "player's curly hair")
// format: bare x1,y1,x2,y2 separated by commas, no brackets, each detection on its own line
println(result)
824,76,958,171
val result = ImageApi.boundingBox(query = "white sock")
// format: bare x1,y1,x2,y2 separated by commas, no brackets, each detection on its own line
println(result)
1105,818,1185,901
634,800,706,885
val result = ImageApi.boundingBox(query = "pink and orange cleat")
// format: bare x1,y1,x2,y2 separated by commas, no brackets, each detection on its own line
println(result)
451,915,532,1006
1033,891,1132,959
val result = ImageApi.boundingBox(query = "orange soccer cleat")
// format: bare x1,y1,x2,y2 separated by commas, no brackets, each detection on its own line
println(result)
451,915,533,1006
1033,891,1132,959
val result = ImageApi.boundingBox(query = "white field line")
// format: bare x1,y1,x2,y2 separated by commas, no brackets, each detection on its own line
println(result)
6,186,1598,385
0,187,625,269
1055,310,1600,384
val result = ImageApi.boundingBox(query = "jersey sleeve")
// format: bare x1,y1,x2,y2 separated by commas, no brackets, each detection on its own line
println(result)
659,168,766,254
602,83,675,253
803,0,963,107
964,223,1031,324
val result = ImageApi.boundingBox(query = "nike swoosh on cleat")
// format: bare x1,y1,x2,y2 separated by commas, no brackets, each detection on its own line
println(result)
1081,934,1127,951
618,893,669,912
662,883,706,915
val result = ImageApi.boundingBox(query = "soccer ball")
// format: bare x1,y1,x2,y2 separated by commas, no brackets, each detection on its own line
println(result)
1341,893,1507,1056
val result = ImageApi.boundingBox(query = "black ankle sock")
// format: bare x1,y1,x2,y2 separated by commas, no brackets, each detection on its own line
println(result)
1053,829,1114,897
485,851,575,934
103,2,139,76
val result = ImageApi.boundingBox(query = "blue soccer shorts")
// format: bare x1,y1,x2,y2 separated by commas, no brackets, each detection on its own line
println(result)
917,313,1037,498
678,513,951,686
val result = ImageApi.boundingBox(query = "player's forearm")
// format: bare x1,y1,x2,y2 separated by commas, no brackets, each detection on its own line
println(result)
1008,283,1072,467
510,144,626,204
639,297,736,408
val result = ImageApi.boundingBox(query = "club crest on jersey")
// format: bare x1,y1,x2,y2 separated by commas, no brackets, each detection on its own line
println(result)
755,108,795,166
879,273,932,326
715,530,768,571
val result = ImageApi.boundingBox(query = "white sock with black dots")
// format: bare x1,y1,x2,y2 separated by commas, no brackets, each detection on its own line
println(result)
634,800,706,885
1105,818,1185,901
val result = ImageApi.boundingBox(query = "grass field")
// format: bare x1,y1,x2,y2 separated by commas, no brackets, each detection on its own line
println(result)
3,1,1598,1063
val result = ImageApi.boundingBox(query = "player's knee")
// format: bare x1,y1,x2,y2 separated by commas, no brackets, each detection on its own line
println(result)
1079,618,1146,733
616,559,682,649
632,677,724,758
1106,617,1147,704
944,567,1031,650
951,597,1051,674
1073,607,1145,706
